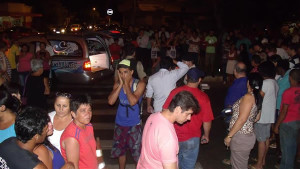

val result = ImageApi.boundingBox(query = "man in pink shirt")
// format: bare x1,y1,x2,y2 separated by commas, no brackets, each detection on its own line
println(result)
163,68,214,169
137,91,199,169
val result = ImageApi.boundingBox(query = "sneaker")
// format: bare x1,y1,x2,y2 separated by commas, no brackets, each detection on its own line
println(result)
222,158,231,166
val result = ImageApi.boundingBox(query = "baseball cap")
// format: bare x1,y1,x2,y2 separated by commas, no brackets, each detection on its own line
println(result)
187,68,205,81
119,59,130,66
118,59,131,69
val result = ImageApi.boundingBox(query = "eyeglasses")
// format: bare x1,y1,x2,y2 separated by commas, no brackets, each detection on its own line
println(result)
55,92,72,98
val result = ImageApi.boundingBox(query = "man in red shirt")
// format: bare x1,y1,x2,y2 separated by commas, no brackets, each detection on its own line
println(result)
274,69,300,169
109,38,121,70
163,67,214,169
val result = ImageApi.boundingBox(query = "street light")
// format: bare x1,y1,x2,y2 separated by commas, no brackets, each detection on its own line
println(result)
93,7,96,11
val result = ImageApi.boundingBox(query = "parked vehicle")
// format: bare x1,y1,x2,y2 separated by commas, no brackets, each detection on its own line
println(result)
18,33,113,85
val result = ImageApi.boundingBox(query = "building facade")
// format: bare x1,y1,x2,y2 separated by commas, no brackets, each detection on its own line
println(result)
0,2,42,31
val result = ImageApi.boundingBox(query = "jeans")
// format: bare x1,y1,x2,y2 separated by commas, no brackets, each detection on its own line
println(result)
18,71,29,87
178,137,200,169
280,121,300,169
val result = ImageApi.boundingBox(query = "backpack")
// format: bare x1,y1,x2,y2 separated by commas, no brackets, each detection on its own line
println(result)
128,58,139,80
119,78,143,118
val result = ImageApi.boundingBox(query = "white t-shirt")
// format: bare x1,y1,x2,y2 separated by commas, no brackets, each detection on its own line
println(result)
188,37,200,53
257,79,279,124
48,111,66,152
276,48,289,60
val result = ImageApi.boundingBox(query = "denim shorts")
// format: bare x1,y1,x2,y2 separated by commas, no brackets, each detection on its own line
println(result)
254,123,271,142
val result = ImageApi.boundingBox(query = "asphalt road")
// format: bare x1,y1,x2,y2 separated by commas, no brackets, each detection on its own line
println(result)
48,76,300,169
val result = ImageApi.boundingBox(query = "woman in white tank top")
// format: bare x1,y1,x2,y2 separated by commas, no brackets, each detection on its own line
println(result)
48,92,73,152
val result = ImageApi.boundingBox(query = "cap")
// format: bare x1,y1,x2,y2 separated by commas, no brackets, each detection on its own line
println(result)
187,68,205,81
118,59,131,67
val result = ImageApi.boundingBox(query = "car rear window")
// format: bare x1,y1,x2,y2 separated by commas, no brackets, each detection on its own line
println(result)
86,39,106,55
49,40,82,57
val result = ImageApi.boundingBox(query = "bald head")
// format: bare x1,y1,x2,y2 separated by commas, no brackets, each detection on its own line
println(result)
234,62,247,78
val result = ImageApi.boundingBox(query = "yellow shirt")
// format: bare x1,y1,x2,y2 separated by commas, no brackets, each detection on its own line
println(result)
5,44,20,69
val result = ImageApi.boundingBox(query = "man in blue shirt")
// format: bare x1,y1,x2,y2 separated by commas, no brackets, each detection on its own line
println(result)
223,62,248,124
108,59,146,169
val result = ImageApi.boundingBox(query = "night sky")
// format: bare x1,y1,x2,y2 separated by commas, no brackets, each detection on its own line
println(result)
2,0,300,29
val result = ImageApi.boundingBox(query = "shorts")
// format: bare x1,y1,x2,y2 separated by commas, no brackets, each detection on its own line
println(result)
254,123,272,142
110,124,142,162
42,70,50,78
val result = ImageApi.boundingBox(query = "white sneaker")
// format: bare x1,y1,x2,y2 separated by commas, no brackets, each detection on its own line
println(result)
222,158,231,166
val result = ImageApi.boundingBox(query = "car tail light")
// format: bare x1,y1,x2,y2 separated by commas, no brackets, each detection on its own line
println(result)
83,61,91,71
110,30,120,34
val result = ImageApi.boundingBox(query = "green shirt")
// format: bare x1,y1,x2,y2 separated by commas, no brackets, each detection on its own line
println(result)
205,36,217,53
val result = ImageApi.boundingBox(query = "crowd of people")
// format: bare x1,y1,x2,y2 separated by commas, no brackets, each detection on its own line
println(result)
0,33,51,111
0,77,108,169
0,24,299,169
106,25,300,169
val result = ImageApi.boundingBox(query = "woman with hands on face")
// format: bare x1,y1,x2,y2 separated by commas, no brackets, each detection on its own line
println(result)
224,73,263,169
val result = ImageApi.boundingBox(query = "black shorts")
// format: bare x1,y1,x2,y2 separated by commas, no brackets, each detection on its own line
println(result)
42,70,50,78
